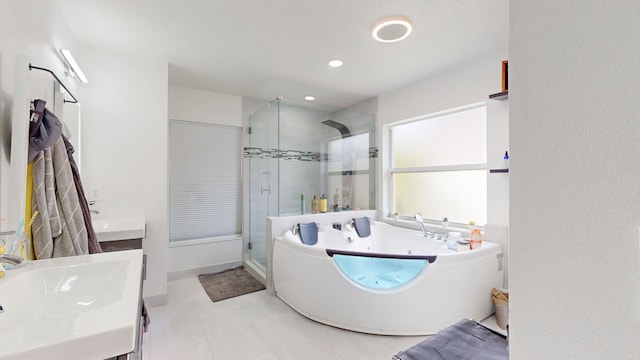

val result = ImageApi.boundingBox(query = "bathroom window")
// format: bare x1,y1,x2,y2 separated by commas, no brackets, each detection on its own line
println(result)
389,105,487,224
169,120,242,243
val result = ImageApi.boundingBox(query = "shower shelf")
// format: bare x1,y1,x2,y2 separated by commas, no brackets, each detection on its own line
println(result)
489,91,508,101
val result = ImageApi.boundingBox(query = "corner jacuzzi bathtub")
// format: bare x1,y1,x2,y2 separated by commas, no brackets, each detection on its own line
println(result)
272,222,504,335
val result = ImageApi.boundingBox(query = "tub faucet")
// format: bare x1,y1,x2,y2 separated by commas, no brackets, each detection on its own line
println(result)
415,214,433,237
435,233,448,241
0,254,24,267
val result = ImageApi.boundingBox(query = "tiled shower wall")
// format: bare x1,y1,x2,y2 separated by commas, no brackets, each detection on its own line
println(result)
245,102,376,216
244,101,376,268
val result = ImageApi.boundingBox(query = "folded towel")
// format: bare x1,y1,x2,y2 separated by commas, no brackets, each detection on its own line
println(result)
32,148,58,259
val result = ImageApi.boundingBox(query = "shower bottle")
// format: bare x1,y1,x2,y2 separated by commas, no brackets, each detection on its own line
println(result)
470,228,483,250
319,194,328,213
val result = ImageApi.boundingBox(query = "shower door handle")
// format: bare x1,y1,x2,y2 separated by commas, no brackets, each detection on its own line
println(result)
261,171,271,195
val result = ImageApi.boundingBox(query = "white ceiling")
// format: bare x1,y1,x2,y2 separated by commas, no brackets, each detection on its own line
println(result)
55,0,509,109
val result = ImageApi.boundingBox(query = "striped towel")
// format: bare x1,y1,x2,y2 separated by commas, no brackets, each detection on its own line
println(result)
32,137,88,258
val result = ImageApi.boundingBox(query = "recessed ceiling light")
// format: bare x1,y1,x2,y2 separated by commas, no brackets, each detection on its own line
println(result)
304,96,315,101
328,59,343,68
372,16,413,43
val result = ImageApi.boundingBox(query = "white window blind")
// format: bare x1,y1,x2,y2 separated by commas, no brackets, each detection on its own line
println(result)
169,120,241,242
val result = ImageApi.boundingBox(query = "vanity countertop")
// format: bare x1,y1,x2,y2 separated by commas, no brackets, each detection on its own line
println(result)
93,217,146,242
0,249,144,360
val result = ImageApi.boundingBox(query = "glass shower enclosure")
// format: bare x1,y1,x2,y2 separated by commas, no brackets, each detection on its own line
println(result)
243,99,376,281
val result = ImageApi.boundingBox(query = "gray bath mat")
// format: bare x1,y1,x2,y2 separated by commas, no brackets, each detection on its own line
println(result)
198,267,265,302
393,318,508,360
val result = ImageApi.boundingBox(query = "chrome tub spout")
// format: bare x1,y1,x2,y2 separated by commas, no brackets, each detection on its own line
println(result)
0,254,24,267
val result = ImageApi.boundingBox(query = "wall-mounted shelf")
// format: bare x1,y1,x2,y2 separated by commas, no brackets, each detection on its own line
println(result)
489,168,509,173
489,91,509,101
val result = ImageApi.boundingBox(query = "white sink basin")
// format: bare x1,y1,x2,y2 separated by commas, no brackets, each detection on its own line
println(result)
93,217,145,242
0,250,143,360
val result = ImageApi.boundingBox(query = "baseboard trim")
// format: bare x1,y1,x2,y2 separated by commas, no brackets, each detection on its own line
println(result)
243,261,267,286
143,293,168,307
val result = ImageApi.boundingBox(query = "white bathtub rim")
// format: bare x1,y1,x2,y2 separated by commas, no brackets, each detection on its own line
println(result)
279,226,503,266
276,293,495,336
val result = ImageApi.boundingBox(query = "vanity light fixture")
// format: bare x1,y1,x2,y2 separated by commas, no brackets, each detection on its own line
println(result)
60,49,88,83
328,59,344,68
372,16,413,43
304,96,316,101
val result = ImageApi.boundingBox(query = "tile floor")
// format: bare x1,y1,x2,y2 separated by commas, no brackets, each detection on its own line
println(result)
142,277,504,360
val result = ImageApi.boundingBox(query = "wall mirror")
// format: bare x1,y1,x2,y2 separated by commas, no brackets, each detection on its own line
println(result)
54,84,82,174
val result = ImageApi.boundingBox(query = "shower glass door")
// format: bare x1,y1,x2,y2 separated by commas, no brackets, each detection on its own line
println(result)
246,101,279,271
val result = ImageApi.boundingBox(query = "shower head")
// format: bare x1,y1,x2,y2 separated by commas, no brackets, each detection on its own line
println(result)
265,96,283,108
322,119,351,138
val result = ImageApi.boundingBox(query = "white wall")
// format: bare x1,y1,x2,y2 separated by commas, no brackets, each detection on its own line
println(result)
487,99,509,225
170,85,242,127
378,49,507,126
77,46,169,303
0,0,79,231
510,1,640,359
344,96,378,116
168,85,243,277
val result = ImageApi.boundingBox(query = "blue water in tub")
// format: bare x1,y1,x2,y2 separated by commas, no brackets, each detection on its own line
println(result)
333,254,427,289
